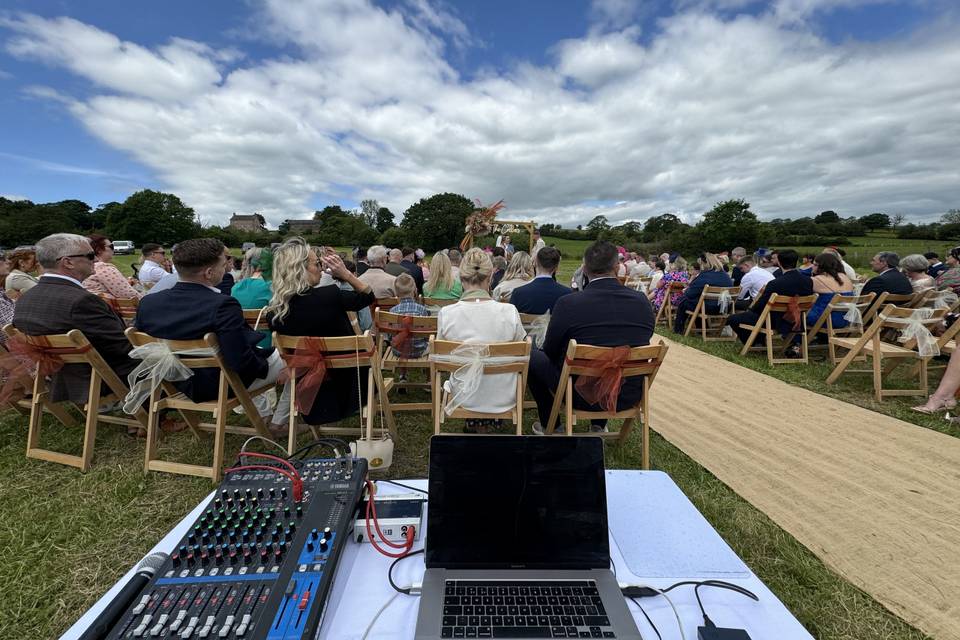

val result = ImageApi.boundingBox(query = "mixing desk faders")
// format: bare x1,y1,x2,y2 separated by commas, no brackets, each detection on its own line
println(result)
102,457,368,639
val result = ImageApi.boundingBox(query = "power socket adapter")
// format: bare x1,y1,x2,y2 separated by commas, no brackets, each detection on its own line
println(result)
698,626,752,640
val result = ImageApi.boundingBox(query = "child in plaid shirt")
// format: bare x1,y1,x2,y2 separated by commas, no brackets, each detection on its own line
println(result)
390,273,430,358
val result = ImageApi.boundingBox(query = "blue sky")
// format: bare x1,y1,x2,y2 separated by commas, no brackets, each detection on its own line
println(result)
1,0,957,227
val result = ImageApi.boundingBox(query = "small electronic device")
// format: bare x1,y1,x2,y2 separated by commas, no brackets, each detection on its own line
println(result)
699,626,752,639
355,492,425,543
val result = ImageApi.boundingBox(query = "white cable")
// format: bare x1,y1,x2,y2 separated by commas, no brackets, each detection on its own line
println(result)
621,583,686,640
240,435,287,456
361,592,399,640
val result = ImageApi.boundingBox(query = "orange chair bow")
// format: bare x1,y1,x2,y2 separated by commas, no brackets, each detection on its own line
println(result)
0,336,90,405
279,337,374,415
783,295,802,332
388,315,415,360
567,345,631,414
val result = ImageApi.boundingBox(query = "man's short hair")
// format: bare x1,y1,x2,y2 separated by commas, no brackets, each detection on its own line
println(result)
35,233,91,269
367,245,388,266
491,246,505,258
394,273,417,299
173,238,226,275
732,246,746,257
535,246,561,272
876,251,900,269
777,249,799,270
583,241,619,276
141,243,162,258
492,256,508,270
388,248,403,261
737,256,755,267
924,251,939,260
448,249,462,266
401,246,414,259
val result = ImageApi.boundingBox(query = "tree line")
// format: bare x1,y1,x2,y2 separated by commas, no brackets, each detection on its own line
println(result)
2,190,956,255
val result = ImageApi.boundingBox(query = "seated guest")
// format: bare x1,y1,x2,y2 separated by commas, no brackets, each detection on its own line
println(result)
5,246,39,296
448,249,462,280
137,244,168,286
736,256,775,309
385,248,407,277
83,235,142,299
913,347,960,414
861,252,914,299
266,238,375,427
824,246,858,281
416,249,430,281
798,253,817,276
423,252,463,300
901,253,936,293
400,247,425,293
389,274,429,358
490,255,508,290
436,248,526,433
652,257,689,310
807,253,854,329
673,253,733,333
726,249,813,349
13,234,137,409
630,253,652,277
493,251,535,302
645,260,665,297
358,245,397,298
528,241,655,434
935,247,960,295
926,252,948,279
232,247,273,347
510,247,571,314
230,256,243,281
0,253,14,345
135,238,282,416
729,247,747,285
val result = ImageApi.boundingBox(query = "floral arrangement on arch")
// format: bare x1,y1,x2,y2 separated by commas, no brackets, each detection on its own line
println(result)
460,199,505,251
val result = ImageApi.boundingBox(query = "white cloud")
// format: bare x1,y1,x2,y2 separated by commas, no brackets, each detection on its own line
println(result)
1,0,959,229
1,193,29,201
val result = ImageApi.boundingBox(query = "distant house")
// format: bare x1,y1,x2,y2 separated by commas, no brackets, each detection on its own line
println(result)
229,213,267,233
283,219,323,234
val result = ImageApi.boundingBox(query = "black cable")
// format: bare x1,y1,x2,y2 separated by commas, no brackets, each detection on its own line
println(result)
628,597,661,640
287,438,351,460
662,580,758,602
380,479,428,495
388,548,425,595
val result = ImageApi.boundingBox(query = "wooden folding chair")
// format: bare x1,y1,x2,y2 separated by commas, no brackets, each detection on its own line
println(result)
423,297,458,310
375,309,437,413
654,281,686,327
125,329,276,481
683,285,741,340
273,331,396,451
2,325,148,471
544,340,669,469
374,297,400,312
805,293,876,364
429,336,531,435
913,288,960,313
738,294,819,364
861,292,915,326
624,276,651,292
98,295,139,325
825,304,947,400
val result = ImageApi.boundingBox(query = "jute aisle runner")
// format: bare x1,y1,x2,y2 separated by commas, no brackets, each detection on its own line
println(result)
650,338,960,640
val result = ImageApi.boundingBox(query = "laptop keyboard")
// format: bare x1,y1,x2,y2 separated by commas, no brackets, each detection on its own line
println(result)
441,580,615,638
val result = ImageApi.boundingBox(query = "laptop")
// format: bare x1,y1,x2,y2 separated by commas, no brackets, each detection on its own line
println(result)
414,435,642,639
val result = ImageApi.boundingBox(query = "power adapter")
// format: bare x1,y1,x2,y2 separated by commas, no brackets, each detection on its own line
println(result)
698,626,752,640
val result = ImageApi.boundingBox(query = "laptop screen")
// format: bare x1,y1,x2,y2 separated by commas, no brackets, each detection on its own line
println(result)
426,435,610,570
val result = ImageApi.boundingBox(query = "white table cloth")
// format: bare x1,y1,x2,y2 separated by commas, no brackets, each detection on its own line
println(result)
62,471,812,639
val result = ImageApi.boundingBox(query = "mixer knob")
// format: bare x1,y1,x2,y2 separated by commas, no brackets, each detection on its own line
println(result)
233,489,241,499
319,539,328,552
288,522,297,532
255,529,263,542
323,527,332,540
284,528,292,541
274,547,283,560
269,488,276,498
281,487,288,498
310,528,319,540
257,488,264,499
214,499,222,509
171,552,181,567
283,507,290,517
245,488,252,498
295,505,303,518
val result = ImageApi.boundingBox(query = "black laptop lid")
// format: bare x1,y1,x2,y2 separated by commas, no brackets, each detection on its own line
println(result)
426,435,609,570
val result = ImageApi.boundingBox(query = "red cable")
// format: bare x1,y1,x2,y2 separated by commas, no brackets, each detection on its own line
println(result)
237,452,299,477
224,464,304,502
365,480,408,549
364,479,415,557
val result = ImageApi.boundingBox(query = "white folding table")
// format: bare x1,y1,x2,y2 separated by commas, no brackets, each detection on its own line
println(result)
62,471,812,639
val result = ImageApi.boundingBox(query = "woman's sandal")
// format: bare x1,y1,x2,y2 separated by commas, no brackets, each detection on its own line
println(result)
911,397,958,414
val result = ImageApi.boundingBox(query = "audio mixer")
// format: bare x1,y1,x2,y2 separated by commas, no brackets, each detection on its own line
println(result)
100,456,367,639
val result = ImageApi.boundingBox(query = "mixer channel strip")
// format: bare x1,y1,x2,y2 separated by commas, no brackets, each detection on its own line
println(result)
104,458,368,639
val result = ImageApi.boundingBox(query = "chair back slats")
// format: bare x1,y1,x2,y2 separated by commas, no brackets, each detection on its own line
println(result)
375,309,438,335
124,329,222,369
566,342,668,379
273,332,377,369
373,297,400,311
242,308,267,330
765,293,819,312
699,285,741,300
429,338,530,374
422,297,457,308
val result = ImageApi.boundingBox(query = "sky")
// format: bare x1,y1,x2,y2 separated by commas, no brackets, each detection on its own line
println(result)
0,0,958,229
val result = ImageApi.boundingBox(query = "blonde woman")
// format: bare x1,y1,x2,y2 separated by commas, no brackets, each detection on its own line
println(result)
423,251,462,300
492,250,534,302
437,248,526,433
266,237,374,428
672,253,732,333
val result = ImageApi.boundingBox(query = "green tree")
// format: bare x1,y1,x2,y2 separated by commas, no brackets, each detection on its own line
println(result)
814,210,840,224
375,207,395,233
858,212,891,230
941,209,960,225
400,193,474,250
359,199,380,228
586,215,610,232
642,213,685,240
106,189,200,245
0,197,76,245
696,199,759,250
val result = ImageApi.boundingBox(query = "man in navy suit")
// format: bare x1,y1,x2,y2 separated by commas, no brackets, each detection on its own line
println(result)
135,238,283,412
861,252,914,298
925,252,948,279
725,249,813,345
527,241,655,434
509,247,571,314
